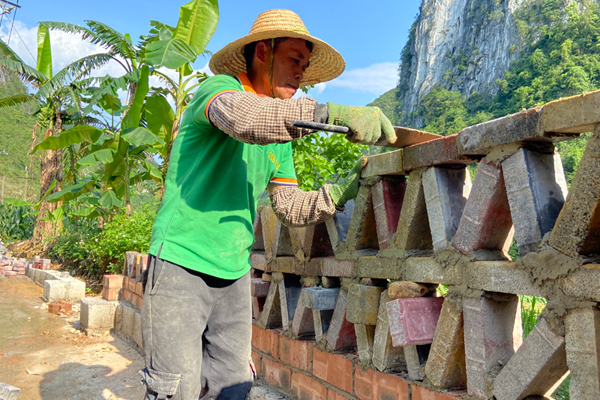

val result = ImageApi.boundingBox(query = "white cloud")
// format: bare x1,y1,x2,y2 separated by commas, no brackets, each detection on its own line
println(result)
327,62,398,95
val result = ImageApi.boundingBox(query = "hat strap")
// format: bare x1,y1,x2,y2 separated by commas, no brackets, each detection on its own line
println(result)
268,38,275,98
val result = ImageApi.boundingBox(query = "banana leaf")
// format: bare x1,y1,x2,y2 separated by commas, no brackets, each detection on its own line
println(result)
31,125,103,153
121,65,149,130
77,148,115,166
145,37,197,69
174,0,219,55
36,24,53,79
45,180,96,203
98,189,123,208
122,127,165,147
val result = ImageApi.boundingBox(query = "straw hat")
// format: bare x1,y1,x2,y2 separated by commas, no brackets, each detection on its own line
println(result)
209,9,345,87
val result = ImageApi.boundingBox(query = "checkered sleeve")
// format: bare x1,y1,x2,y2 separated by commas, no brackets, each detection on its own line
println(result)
208,91,318,144
269,184,336,227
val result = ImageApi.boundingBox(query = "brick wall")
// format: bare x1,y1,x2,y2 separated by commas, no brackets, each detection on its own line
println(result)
251,325,465,400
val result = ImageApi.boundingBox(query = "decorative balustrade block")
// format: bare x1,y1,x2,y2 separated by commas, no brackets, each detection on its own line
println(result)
346,284,385,325
372,177,407,251
278,274,302,330
452,159,514,255
319,257,355,277
355,323,377,363
386,297,444,347
347,185,380,256
463,295,523,398
502,148,568,256
394,169,433,252
313,309,334,342
425,298,467,389
355,257,401,280
302,222,334,260
325,200,354,255
457,107,544,156
404,344,430,381
361,149,404,178
466,261,542,297
325,289,357,350
291,299,314,338
565,307,600,400
543,89,600,134
388,281,429,299
272,221,295,259
256,273,282,329
260,206,279,262
404,134,475,171
493,318,568,400
252,211,265,251
124,251,139,279
250,253,268,272
302,287,339,311
422,167,472,251
403,257,462,285
251,277,270,298
561,264,600,302
549,129,600,257
372,290,405,372
135,254,148,283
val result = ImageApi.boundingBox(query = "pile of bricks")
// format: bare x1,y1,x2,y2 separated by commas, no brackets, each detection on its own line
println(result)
245,91,600,400
102,251,148,311
0,256,30,277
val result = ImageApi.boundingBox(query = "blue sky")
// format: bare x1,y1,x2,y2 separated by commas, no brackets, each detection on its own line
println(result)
0,0,421,106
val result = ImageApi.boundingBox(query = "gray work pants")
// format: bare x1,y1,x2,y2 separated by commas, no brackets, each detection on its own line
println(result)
140,255,253,400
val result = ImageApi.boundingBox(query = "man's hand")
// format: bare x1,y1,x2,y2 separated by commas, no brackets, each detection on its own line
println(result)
329,157,368,207
327,103,397,145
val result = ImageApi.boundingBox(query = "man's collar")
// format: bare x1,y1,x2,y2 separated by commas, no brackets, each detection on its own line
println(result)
237,72,257,94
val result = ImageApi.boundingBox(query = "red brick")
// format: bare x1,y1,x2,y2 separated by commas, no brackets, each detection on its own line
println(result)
279,336,313,372
452,159,514,255
103,274,124,290
312,348,353,393
133,294,143,310
326,290,357,350
252,325,279,358
102,287,121,302
251,350,261,377
372,177,407,250
48,302,72,314
262,358,291,390
251,277,270,297
127,276,136,293
135,281,144,297
410,385,464,400
123,289,133,303
354,365,409,400
386,297,444,346
327,389,353,400
291,372,328,400
403,134,475,171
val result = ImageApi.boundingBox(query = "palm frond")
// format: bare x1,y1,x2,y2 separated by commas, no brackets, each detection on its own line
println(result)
0,94,37,109
85,20,137,67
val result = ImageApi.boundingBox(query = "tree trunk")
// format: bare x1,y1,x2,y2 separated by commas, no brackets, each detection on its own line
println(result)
33,113,63,243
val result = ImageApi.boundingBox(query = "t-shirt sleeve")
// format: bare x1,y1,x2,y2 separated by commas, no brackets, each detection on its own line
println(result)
189,74,242,127
269,143,298,187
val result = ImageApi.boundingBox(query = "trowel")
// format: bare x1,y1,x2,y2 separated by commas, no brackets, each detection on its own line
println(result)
292,120,441,148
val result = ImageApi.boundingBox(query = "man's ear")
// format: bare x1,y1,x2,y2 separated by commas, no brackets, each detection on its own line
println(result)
255,41,270,64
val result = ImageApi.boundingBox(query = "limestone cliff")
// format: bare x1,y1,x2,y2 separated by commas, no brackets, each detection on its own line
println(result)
397,0,524,126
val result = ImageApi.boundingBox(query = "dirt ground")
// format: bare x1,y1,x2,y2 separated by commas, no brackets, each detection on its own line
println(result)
0,275,146,400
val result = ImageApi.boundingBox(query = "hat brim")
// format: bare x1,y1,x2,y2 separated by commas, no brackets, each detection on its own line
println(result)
209,30,345,87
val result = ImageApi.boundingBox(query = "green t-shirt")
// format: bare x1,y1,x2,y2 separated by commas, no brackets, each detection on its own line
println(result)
149,74,297,279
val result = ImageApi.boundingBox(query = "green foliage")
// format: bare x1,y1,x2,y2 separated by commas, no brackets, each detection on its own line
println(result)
367,88,399,123
556,132,592,186
520,295,546,338
292,133,367,191
0,203,35,242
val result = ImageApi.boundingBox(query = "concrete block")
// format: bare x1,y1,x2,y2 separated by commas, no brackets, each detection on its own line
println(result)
425,298,467,389
121,303,136,337
361,149,404,178
313,309,334,341
43,279,66,302
565,307,600,400
278,274,302,330
403,257,462,285
252,210,265,251
502,148,568,256
269,257,296,274
256,274,282,329
302,287,339,311
291,300,314,338
388,281,429,299
422,167,472,251
80,297,118,332
404,344,430,381
372,290,405,372
549,129,600,257
493,318,568,400
355,257,401,280
319,258,354,277
251,277,270,298
261,206,279,262
372,177,407,250
65,278,86,300
543,89,600,134
114,304,123,333
404,134,475,171
394,169,433,252
457,107,544,155
386,297,444,347
561,264,600,302
346,185,379,255
0,382,20,400
326,289,357,350
325,200,354,255
347,284,385,325
302,222,334,260
355,323,376,363
272,221,294,258
133,309,142,349
452,159,514,255
463,295,523,398
467,261,542,297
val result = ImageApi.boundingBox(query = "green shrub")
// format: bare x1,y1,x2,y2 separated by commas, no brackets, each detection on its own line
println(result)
0,203,35,243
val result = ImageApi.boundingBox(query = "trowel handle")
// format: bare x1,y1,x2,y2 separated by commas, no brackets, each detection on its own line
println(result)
292,120,350,134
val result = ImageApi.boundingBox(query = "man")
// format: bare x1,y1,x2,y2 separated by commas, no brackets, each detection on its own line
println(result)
140,9,396,400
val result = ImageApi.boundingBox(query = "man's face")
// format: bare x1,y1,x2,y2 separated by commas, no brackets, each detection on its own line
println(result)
269,38,311,99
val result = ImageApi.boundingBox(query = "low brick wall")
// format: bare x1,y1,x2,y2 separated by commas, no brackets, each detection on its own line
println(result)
251,325,464,400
